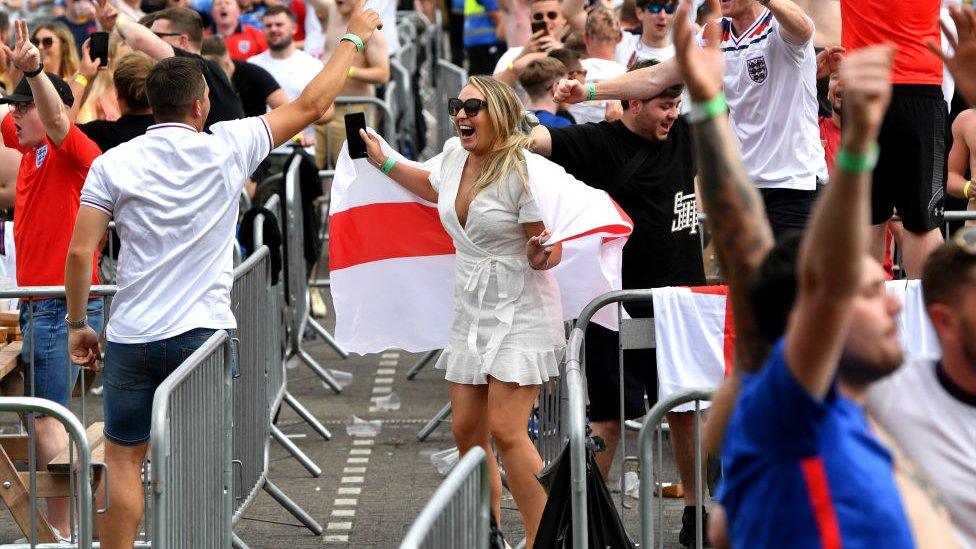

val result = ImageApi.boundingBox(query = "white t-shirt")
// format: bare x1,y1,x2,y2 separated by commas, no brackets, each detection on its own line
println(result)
615,32,676,67
866,359,976,548
712,10,827,190
248,49,323,151
80,118,274,343
494,46,529,103
304,2,327,59
569,57,627,124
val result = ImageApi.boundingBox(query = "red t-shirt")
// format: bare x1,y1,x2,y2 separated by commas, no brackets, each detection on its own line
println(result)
291,0,307,42
818,116,841,177
225,24,268,61
841,0,942,85
1,114,101,287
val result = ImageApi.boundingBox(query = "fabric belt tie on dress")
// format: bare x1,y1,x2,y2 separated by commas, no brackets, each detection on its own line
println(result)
461,253,526,371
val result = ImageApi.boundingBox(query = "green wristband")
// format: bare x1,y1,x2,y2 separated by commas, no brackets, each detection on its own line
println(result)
687,93,728,124
340,33,364,52
835,144,880,173
586,83,597,101
380,157,396,174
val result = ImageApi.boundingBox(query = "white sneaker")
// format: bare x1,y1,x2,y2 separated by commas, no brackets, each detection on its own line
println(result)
310,288,328,318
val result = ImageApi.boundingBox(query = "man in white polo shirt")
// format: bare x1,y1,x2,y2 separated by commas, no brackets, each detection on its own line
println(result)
62,5,382,545
555,0,826,236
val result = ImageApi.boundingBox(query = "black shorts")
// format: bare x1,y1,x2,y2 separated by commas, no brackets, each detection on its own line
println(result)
584,303,657,422
760,187,818,239
871,85,947,232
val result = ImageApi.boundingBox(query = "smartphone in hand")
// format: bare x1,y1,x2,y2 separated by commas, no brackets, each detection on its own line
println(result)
530,20,548,35
89,31,109,68
345,112,368,159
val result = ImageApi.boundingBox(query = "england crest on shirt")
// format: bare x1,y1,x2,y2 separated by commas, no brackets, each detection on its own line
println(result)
239,40,251,54
35,144,48,168
747,55,768,84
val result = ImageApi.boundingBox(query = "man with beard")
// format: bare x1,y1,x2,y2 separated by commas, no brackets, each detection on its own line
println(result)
819,69,842,175
530,59,708,546
248,6,331,156
94,0,244,129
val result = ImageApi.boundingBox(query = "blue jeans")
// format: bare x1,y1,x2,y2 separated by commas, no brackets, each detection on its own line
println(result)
102,328,236,446
20,299,105,406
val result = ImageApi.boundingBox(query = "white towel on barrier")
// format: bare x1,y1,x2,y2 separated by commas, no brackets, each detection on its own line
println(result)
885,279,941,360
329,133,632,354
0,222,16,311
652,286,732,413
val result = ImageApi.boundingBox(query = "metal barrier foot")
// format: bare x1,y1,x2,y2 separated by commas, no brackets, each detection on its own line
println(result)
297,347,344,394
417,402,452,441
232,533,250,549
264,480,324,536
306,317,349,360
283,392,332,440
271,425,323,477
405,350,439,380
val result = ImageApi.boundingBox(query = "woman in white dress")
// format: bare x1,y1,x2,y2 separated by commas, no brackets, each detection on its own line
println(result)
360,75,565,548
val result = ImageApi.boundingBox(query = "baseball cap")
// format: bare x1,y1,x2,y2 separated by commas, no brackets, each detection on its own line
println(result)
0,72,74,107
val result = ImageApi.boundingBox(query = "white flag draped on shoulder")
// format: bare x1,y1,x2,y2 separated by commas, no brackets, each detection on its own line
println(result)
328,132,633,355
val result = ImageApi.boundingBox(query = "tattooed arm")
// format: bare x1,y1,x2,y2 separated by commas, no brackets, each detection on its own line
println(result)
673,0,775,453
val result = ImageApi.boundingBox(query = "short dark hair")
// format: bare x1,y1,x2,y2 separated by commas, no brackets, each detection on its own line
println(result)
200,35,228,57
621,59,683,110
547,48,581,70
749,231,803,345
519,58,567,99
141,7,204,49
263,5,296,21
922,233,976,309
146,56,207,121
114,52,155,111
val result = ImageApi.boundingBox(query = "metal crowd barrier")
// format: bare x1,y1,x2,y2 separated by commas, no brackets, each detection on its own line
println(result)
945,209,976,232
230,245,323,546
434,60,468,146
400,446,490,549
333,96,396,145
0,397,95,549
283,156,347,393
639,389,712,549
150,330,233,548
254,193,331,479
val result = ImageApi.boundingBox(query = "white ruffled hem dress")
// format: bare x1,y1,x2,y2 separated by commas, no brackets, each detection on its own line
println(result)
431,145,565,386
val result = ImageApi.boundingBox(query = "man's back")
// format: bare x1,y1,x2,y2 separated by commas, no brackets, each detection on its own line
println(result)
80,117,272,343
841,0,941,85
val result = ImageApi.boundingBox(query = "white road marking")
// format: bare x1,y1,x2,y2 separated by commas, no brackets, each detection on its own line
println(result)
374,377,394,384
352,439,374,446
332,509,356,517
344,467,367,474
347,457,369,464
350,448,372,455
324,535,349,542
338,487,362,495
376,368,397,375
334,498,357,506
341,476,365,484
371,386,392,394
328,522,353,530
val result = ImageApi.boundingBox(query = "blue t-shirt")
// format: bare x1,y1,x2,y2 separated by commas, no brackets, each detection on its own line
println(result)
533,110,573,128
717,338,914,548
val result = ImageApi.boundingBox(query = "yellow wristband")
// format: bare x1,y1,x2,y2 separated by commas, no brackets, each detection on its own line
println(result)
73,74,88,87
347,66,355,78
116,15,127,30
965,180,973,200
507,63,515,72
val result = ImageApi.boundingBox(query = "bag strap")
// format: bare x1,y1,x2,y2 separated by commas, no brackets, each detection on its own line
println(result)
606,145,653,194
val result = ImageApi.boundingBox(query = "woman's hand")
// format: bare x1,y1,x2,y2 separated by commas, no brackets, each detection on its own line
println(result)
527,228,554,270
359,128,388,169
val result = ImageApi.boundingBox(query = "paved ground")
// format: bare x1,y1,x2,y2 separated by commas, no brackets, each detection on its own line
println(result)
0,311,700,548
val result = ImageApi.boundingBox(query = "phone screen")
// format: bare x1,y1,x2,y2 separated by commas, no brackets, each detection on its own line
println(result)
530,20,548,35
89,32,109,68
345,112,368,159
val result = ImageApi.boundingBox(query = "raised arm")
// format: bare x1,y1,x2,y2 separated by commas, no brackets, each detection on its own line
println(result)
930,5,976,105
359,129,437,202
349,28,390,85
2,21,71,145
264,0,382,148
96,0,175,60
553,57,682,104
766,0,814,46
672,0,774,453
785,45,893,399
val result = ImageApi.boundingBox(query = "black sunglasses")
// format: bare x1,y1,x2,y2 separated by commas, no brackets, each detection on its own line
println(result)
153,31,183,38
532,11,560,21
448,97,489,117
645,2,677,14
31,36,54,48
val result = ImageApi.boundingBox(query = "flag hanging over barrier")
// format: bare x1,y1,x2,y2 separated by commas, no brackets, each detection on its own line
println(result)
329,133,633,355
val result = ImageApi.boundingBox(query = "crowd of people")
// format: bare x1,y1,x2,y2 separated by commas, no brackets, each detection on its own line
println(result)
0,0,973,547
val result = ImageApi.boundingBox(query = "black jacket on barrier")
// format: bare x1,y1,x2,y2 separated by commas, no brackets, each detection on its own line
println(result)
535,441,635,548
239,206,283,286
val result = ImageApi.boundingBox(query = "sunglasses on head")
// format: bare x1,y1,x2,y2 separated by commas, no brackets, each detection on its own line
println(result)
532,10,560,21
645,2,677,14
31,36,54,48
952,227,976,255
448,97,489,117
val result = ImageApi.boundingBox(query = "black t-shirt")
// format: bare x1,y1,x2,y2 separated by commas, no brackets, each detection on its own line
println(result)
173,47,244,129
548,119,705,294
78,113,156,152
232,60,281,118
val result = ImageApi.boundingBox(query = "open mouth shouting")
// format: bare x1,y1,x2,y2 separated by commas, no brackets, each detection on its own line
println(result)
457,123,475,140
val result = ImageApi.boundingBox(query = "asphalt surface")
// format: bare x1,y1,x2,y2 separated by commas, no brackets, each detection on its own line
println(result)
0,310,698,548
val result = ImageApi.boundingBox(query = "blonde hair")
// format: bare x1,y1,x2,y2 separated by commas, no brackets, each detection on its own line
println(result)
77,32,129,123
31,22,79,79
465,75,533,199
